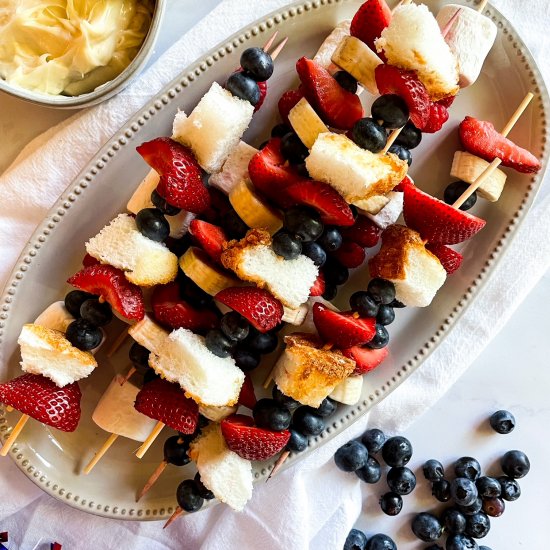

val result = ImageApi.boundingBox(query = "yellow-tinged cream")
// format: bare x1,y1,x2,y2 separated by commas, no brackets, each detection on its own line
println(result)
0,0,153,96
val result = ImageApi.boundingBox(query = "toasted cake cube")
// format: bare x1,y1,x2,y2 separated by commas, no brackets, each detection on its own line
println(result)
209,141,258,195
365,191,404,229
172,82,254,173
368,225,446,307
313,19,351,71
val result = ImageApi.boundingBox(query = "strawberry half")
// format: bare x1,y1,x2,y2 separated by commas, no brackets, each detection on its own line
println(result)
238,374,257,410
285,180,355,226
67,264,145,320
341,215,382,248
332,241,366,269
82,253,100,267
312,302,376,349
375,64,430,129
136,137,210,214
402,179,486,244
296,57,364,130
215,287,283,333
459,116,541,174
278,88,304,126
152,282,218,331
134,378,199,434
342,346,388,375
426,243,463,275
309,271,326,297
350,0,392,55
188,219,228,263
0,374,81,432
422,102,449,134
221,414,290,461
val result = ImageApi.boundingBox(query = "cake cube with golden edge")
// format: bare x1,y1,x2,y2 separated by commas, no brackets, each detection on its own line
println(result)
85,214,178,286
148,328,245,407
18,324,97,387
273,333,356,408
209,141,258,195
305,133,408,208
128,314,169,355
288,98,330,149
171,82,254,174
313,19,351,71
188,423,253,511
375,3,459,101
221,229,319,310
368,225,446,308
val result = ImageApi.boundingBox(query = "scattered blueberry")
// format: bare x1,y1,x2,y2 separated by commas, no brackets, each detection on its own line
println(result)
482,497,505,518
205,329,235,358
314,398,337,418
475,476,501,499
233,348,261,371
423,459,445,481
498,476,521,501
253,398,292,431
366,324,389,349
465,512,490,539
284,207,324,242
194,472,215,500
388,144,412,166
376,304,395,326
318,227,343,252
365,533,397,550
444,182,477,212
64,290,95,318
164,435,190,466
367,278,396,305
356,455,382,484
286,428,308,453
151,189,181,216
334,440,369,472
246,330,278,354
136,208,170,242
379,492,403,516
361,428,386,454
272,386,300,410
489,410,516,434
382,436,412,467
387,466,416,495
501,450,530,479
220,312,249,342
301,241,327,267
372,94,409,129
441,508,467,535
454,457,481,481
344,528,368,550
352,118,387,153
334,70,358,93
65,318,102,351
350,291,379,318
450,477,478,506
273,230,303,260
240,47,274,81
394,121,422,150
176,479,204,512
411,512,443,542
445,534,479,550
432,479,452,502
281,132,309,165
293,406,325,436
457,497,483,516
226,71,261,105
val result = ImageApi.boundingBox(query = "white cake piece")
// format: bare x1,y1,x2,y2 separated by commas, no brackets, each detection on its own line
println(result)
364,191,404,229
313,19,351,72
209,141,258,195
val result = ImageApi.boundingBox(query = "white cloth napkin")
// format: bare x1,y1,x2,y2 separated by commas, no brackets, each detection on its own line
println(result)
0,0,549,549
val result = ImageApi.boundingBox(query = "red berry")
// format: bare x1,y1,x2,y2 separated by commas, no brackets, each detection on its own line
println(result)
309,271,326,297
422,102,450,134
238,374,257,409
425,243,463,275
82,253,100,267
332,241,366,269
342,346,388,375
188,219,228,263
350,0,392,55
341,216,382,248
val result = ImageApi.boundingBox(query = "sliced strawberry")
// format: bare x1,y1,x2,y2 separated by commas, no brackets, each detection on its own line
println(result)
188,219,228,263
422,102,449,134
0,374,81,432
426,243,463,275
296,57,364,130
402,179,486,244
134,378,198,434
136,137,210,214
437,95,456,109
332,241,366,269
342,346,388,375
152,282,218,331
67,264,145,320
341,216,382,248
278,88,304,126
221,414,290,461
215,286,284,333
393,174,413,193
459,116,541,174
82,253,100,267
350,0,392,55
238,374,257,410
309,271,326,297
285,180,355,226
255,81,268,112
312,302,376,349
375,64,430,129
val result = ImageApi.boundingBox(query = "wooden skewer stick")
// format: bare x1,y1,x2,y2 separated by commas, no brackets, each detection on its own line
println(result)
163,507,183,529
136,460,168,502
441,7,463,39
135,421,165,459
477,0,489,13
0,414,29,456
262,31,279,53
501,92,534,137
120,365,137,386
83,433,119,474
270,37,289,62
382,127,404,154
107,327,130,357
266,450,290,482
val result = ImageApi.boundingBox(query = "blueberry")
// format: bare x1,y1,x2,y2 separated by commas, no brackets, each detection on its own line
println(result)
163,435,190,466
301,241,327,267
350,292,379,318
444,182,477,212
324,258,349,286
136,207,170,242
344,528,368,550
371,94,409,129
465,512,490,539
129,342,150,374
222,209,249,239
450,478,478,506
176,479,204,512
334,70,358,93
501,450,530,479
194,472,215,500
65,319,102,351
226,71,260,105
318,227,343,252
151,189,181,216
246,330,278,354
411,512,443,542
498,476,521,501
272,386,300,410
253,398,291,431
240,47,274,81
457,497,483,516
432,479,452,502
382,436,412,467
273,231,302,260
64,290,95,318
482,497,505,517
395,121,422,149
489,410,515,434
379,492,403,516
356,455,382,483
454,457,481,481
284,207,324,242
352,118,387,153
220,312,249,341
314,398,337,418
476,476,501,499
387,466,416,495
445,534,479,550
367,278,396,305
334,440,368,472
423,459,445,481
322,283,338,301
233,348,260,371
79,298,112,327
205,329,235,358
365,534,397,550
281,132,309,164
366,324,389,349
293,406,325,436
180,275,213,309
441,508,467,535
388,144,412,166
286,428,308,452
271,123,291,138
376,304,395,326
361,428,385,454
389,298,406,308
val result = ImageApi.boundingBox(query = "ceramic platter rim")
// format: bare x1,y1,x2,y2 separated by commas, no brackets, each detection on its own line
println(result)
0,0,548,521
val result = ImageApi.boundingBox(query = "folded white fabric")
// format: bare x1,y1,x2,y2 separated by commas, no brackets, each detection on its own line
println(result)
0,0,549,549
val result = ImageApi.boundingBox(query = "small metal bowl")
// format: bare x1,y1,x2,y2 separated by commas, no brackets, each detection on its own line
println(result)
0,0,166,109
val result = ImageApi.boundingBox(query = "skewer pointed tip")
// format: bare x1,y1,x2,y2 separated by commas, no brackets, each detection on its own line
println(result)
136,460,168,502
163,507,183,529
270,37,289,61
262,31,279,54
0,414,29,457
266,450,290,482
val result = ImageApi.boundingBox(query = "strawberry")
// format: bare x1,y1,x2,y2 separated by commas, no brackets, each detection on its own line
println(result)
221,414,290,461
188,219,228,263
342,346,388,375
248,138,305,207
0,374,81,432
350,0,392,55
255,81,268,112
426,243,463,275
393,174,413,193
136,137,210,214
285,180,355,226
309,271,326,297
375,64,430,129
332,241,366,269
215,287,283,333
296,57,364,130
278,88,304,126
312,302,376,349
459,116,541,174
238,374,257,409
134,378,199,434
402,179,486,244
82,253,100,267
437,95,456,109
152,282,218,331
67,264,145,320
341,216,382,248
422,101,449,134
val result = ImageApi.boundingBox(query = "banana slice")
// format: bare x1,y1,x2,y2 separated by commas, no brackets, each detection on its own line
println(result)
199,404,238,422
180,247,241,296
329,375,363,405
450,151,507,202
331,36,382,95
354,194,391,215
229,179,283,235
288,98,330,149
282,304,309,326
128,314,169,355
